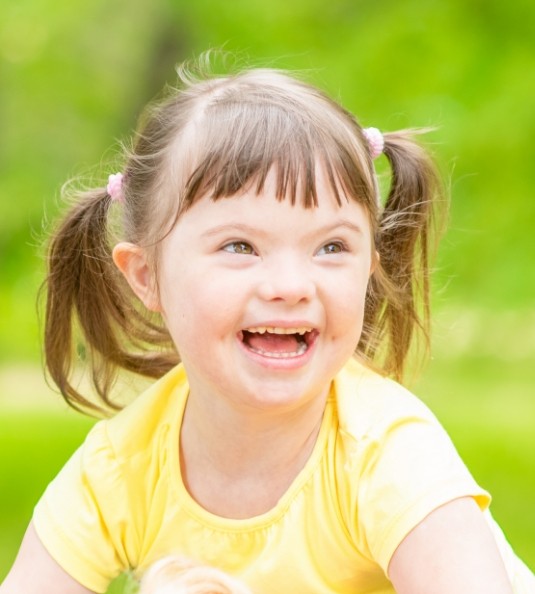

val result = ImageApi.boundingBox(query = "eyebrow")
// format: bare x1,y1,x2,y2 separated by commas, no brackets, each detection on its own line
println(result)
201,220,365,239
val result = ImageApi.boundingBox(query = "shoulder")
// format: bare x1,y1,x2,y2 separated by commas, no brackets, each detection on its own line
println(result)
32,364,189,587
101,363,188,458
37,362,188,496
60,363,188,488
331,358,490,572
334,357,438,441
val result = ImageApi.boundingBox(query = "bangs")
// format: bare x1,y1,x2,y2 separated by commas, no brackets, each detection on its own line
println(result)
174,78,376,213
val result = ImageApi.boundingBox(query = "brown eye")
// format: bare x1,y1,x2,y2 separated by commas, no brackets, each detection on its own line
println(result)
223,241,255,255
317,242,344,255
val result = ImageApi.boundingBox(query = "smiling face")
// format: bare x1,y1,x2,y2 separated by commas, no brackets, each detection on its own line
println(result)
138,169,375,415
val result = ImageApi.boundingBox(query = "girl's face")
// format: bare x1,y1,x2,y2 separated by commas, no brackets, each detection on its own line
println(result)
125,169,375,414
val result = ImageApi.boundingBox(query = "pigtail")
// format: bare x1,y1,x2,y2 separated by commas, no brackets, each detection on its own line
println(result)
362,130,445,381
44,187,177,415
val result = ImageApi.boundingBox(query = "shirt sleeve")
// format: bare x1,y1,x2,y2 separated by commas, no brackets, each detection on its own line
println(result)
33,420,136,593
355,410,491,575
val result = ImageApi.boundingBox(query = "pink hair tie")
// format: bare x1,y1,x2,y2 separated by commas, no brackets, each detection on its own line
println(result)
107,172,124,203
363,127,384,159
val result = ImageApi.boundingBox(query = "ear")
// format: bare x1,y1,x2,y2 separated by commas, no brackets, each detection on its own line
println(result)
112,242,161,312
370,249,380,276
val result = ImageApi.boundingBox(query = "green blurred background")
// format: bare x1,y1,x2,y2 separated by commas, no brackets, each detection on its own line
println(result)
1,0,533,589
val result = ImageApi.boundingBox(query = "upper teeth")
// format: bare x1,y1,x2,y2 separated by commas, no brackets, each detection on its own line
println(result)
246,326,311,335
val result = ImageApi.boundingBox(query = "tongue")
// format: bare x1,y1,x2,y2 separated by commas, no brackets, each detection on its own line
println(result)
245,332,300,353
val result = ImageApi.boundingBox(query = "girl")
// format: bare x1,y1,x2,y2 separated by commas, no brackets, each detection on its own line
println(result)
1,58,533,594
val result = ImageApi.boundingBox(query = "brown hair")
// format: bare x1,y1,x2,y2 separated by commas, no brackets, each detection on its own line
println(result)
44,57,444,414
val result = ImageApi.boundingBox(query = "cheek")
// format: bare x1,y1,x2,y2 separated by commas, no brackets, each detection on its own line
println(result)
329,272,370,329
160,271,241,339
157,269,196,335
343,265,371,301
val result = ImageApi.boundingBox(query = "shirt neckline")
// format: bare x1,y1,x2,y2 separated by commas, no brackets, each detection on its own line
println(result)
167,378,335,532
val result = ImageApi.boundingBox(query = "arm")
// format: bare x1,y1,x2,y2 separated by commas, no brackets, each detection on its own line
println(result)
0,521,94,594
389,497,514,594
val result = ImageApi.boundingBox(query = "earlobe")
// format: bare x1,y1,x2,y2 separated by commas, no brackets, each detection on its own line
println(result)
112,242,161,312
370,250,380,275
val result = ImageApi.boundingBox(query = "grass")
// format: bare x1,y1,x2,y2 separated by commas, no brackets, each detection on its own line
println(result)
0,378,135,592
1,333,533,589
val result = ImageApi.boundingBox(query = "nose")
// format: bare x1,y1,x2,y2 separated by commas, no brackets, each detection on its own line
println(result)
257,256,316,305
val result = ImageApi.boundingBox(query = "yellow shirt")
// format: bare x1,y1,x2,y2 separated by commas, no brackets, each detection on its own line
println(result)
33,358,534,593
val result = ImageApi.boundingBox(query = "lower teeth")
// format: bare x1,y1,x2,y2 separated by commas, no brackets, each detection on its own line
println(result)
249,341,307,358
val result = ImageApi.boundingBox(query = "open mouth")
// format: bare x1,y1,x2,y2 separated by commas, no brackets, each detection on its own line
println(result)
239,326,318,359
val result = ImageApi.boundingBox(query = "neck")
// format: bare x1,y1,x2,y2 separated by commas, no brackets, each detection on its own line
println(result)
183,387,328,473
179,385,330,518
